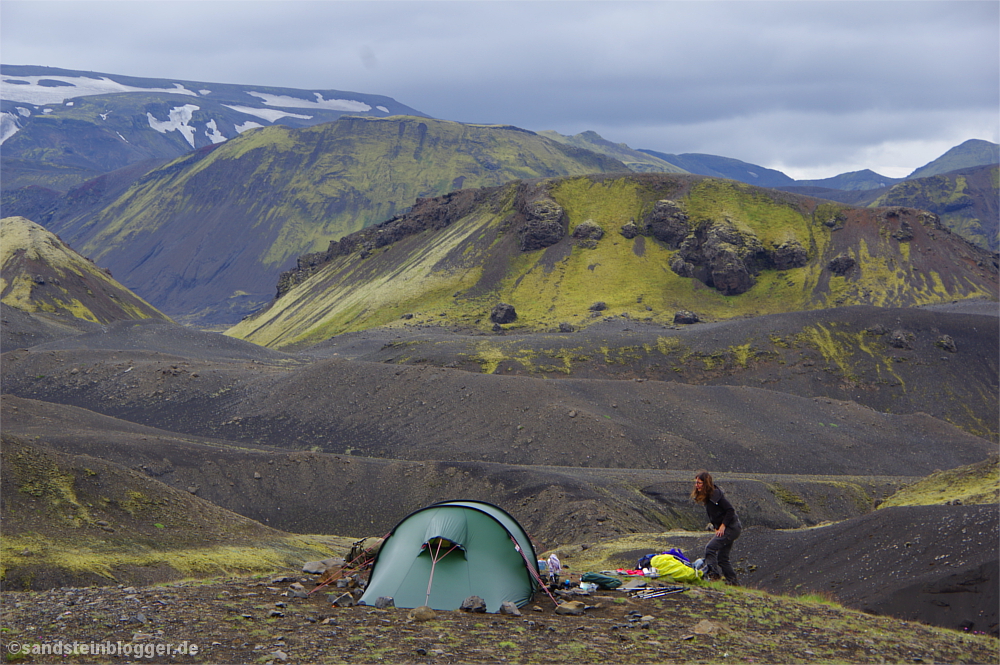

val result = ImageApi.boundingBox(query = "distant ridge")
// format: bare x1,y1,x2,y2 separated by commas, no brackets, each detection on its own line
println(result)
637,150,795,188
907,139,1000,179
1,64,429,191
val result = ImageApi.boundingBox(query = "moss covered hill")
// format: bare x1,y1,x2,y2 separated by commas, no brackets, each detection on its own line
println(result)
0,433,344,590
37,116,625,326
227,173,998,350
872,164,999,252
0,215,168,327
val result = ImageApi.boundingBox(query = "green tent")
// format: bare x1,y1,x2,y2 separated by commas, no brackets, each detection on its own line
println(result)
358,500,540,612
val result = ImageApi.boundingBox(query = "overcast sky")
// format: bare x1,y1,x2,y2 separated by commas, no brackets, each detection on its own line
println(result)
2,0,997,179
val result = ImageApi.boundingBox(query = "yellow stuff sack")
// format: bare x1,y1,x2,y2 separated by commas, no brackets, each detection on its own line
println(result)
649,554,704,584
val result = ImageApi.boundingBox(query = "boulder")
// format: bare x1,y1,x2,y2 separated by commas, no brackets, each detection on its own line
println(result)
673,310,699,324
572,220,605,248
589,301,607,312
828,255,856,276
642,200,690,247
558,322,575,333
460,596,487,613
519,199,565,251
408,606,436,622
490,303,517,324
936,335,957,353
499,601,522,616
374,596,395,609
555,601,586,616
619,221,639,239
889,329,916,350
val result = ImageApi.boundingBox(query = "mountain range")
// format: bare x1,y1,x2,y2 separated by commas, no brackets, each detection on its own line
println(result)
1,65,998,639
2,66,997,325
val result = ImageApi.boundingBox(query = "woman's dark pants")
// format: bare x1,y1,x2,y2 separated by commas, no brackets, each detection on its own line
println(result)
705,522,742,584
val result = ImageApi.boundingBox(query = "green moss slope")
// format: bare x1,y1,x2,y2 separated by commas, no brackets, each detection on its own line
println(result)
0,216,169,324
228,174,998,349
64,116,627,321
879,455,999,508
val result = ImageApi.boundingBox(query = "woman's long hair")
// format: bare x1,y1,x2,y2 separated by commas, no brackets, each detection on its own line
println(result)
690,470,715,505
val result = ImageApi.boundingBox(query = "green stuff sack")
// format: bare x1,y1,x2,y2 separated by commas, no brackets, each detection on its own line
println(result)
649,554,704,584
581,572,622,589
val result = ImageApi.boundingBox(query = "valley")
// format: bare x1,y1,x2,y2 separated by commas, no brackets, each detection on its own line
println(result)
1,65,998,662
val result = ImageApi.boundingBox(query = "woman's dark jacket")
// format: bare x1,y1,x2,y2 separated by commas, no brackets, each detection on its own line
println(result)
705,487,739,529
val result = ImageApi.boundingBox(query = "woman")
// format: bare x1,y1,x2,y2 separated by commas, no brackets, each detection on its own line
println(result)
690,470,742,585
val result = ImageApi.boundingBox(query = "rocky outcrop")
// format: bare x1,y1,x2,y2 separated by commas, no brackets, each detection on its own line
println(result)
770,239,808,270
518,199,566,251
668,218,768,296
641,200,689,247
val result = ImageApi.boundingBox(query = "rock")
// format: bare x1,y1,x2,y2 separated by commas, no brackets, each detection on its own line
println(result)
642,200,690,247
770,239,807,270
269,610,284,618
555,601,586,616
409,605,436,621
302,558,342,575
558,322,575,333
889,329,916,350
692,619,730,635
572,220,605,248
619,221,639,239
499,601,522,616
460,595,487,613
269,650,288,661
286,588,309,599
670,218,767,295
374,597,395,609
490,303,517,324
936,335,957,353
673,310,699,324
330,593,355,607
589,301,607,312
269,576,295,584
828,255,856,276
519,199,566,251
892,221,914,241
254,471,262,479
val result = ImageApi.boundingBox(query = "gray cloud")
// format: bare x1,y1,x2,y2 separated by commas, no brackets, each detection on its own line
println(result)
1,1,997,178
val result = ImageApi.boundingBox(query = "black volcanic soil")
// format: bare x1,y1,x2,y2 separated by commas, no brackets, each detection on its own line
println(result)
3,574,997,665
2,304,998,645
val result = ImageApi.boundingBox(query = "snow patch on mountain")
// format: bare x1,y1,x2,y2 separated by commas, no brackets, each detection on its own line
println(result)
377,106,390,113
0,75,198,105
147,104,200,147
205,119,226,144
235,121,264,133
1,111,21,144
246,91,371,112
223,105,313,123
16,107,30,117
